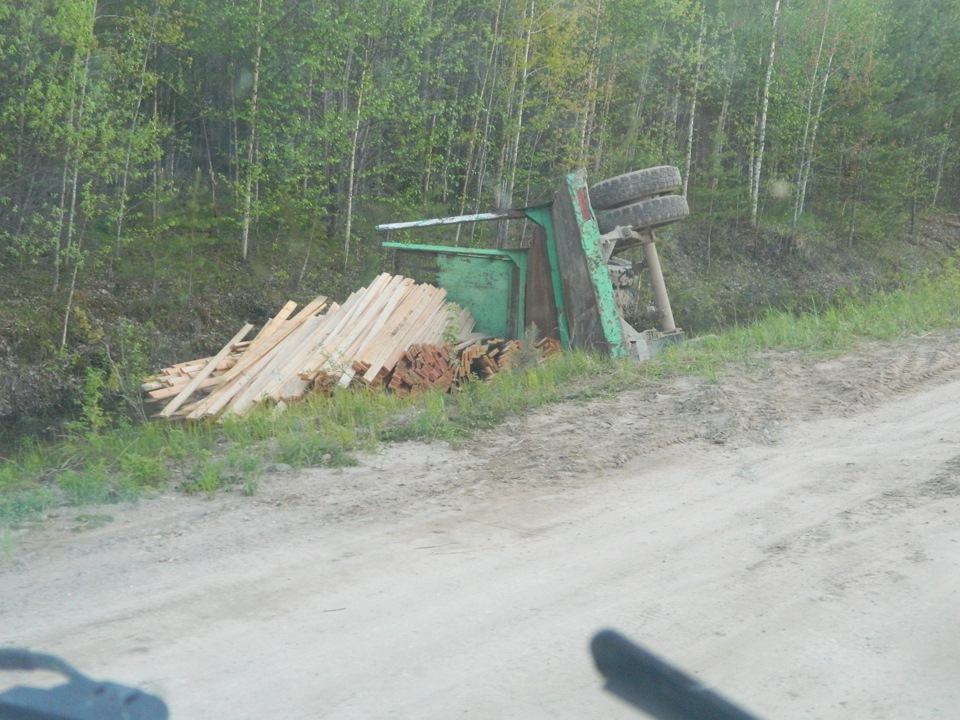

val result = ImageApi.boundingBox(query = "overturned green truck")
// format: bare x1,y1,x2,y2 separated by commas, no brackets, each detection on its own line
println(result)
377,167,689,361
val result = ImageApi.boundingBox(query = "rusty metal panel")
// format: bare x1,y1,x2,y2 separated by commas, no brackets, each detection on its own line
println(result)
523,226,560,341
550,171,626,357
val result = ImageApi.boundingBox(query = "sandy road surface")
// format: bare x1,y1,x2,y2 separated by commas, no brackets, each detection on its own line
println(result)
3,332,960,719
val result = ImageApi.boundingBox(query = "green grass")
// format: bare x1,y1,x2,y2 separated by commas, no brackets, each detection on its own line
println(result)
2,262,959,526
654,262,960,378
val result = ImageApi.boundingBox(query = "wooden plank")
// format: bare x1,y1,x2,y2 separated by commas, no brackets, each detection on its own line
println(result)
419,301,454,344
246,300,298,353
188,296,332,416
359,283,436,383
333,276,417,388
219,311,340,416
235,296,327,371
454,333,491,352
252,301,362,406
293,277,389,378
269,274,398,400
365,287,449,381
352,277,417,354
148,375,225,400
159,323,254,418
300,274,402,376
228,281,372,412
332,276,418,388
188,313,328,419
391,343,458,395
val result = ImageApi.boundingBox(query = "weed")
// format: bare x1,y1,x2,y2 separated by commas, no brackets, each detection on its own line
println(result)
180,456,226,496
511,324,545,372
224,446,265,494
275,432,357,469
118,452,169,488
0,487,57,524
58,464,116,505
66,367,111,437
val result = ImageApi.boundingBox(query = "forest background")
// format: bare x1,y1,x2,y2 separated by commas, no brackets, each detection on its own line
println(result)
1,0,959,435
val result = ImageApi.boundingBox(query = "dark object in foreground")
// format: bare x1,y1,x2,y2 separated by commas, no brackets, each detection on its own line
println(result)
0,648,168,720
591,629,764,720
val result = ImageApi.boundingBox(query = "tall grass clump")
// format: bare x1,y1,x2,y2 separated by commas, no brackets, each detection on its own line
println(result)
655,261,960,379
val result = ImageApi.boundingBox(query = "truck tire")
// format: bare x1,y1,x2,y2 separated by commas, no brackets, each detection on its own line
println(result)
596,194,689,234
589,166,682,210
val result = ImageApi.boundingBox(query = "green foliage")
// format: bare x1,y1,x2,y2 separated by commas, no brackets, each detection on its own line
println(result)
117,452,167,488
179,455,226,497
657,259,960,380
2,0,959,284
68,367,111,436
57,469,101,506
276,433,358,470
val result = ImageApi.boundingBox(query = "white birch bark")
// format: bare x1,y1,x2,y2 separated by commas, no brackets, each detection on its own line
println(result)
240,0,264,263
751,0,782,226
344,65,366,269
683,5,706,199
792,0,833,227
500,0,535,247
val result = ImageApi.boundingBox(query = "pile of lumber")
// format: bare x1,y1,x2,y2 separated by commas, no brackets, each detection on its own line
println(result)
144,273,567,420
143,273,475,420
384,335,563,397
458,336,562,379
388,343,463,397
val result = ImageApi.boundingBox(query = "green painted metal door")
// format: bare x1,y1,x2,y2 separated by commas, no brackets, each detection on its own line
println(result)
385,244,527,339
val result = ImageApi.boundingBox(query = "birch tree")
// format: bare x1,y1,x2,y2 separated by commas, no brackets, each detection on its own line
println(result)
750,0,782,226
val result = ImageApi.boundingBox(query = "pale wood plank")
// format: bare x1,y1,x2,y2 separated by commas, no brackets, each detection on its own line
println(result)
327,276,417,388
189,313,327,419
250,279,387,407
359,283,436,383
189,295,330,415
148,375,225,400
284,273,398,395
365,286,448,381
224,280,373,414
159,323,254,418
246,300,297,352
211,312,336,417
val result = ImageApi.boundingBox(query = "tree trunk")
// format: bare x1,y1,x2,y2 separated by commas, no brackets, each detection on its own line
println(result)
454,0,504,245
706,68,732,268
115,4,160,259
62,45,93,284
578,0,603,167
240,0,264,263
931,119,952,208
498,0,535,248
683,5,706,199
793,1,834,228
344,64,366,269
751,0,782,227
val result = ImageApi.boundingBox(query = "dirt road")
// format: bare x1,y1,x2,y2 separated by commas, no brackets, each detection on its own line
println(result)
3,332,960,719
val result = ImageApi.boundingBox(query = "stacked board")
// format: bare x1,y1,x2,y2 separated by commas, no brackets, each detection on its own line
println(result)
143,274,475,420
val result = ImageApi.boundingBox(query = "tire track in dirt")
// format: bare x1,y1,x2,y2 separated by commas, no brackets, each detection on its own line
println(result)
750,453,960,574
477,331,960,486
